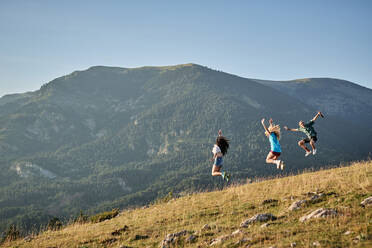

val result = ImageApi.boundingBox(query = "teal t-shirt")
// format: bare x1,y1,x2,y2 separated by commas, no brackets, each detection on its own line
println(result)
298,120,317,138
269,133,281,152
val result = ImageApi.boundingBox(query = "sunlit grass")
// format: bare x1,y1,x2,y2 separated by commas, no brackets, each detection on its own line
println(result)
3,160,371,247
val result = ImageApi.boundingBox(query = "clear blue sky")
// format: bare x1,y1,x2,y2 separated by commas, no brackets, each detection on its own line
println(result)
1,0,371,96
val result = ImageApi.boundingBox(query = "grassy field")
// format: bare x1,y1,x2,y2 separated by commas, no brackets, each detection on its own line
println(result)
3,160,372,248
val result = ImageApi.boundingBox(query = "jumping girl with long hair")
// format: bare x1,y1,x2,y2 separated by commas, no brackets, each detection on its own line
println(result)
261,118,284,170
210,129,230,181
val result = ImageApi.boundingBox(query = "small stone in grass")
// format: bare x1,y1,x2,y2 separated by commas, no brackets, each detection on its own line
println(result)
201,224,211,230
361,196,372,207
312,241,320,246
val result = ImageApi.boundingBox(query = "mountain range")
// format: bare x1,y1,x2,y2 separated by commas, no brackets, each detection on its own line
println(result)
0,63,371,234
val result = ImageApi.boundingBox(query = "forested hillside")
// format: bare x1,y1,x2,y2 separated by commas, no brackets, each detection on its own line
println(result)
0,64,371,234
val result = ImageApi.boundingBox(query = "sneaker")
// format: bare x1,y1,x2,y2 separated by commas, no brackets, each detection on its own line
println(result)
305,151,312,157
312,149,317,155
221,171,225,180
225,173,230,182
276,160,281,169
280,161,285,170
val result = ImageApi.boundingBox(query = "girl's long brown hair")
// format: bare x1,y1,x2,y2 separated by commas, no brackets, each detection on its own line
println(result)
216,136,230,155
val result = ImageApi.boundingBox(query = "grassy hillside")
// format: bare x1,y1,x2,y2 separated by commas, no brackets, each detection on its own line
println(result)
3,160,371,248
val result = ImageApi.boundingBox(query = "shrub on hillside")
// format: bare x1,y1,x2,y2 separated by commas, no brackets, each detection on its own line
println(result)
47,217,62,231
155,191,174,204
90,208,119,223
3,225,20,242
74,211,89,224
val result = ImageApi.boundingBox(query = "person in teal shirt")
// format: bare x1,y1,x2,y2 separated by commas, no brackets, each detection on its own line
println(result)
261,118,284,170
284,111,324,157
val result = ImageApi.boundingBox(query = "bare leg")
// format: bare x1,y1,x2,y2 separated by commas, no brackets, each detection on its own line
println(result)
298,140,310,152
211,165,222,176
266,152,279,165
309,139,316,151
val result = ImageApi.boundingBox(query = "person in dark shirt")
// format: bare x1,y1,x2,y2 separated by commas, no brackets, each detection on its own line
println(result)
284,112,324,157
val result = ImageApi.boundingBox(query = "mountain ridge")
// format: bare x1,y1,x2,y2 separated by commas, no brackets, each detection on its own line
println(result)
0,63,371,235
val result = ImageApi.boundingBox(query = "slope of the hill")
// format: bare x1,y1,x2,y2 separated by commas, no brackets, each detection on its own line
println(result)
254,78,372,127
0,64,371,234
2,160,371,247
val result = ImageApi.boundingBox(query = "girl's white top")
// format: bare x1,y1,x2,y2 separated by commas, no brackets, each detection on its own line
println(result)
212,144,221,155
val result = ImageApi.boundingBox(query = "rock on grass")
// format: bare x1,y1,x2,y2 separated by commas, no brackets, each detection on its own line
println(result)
299,208,338,222
160,230,187,248
210,235,230,246
240,213,277,227
288,200,307,211
361,196,372,207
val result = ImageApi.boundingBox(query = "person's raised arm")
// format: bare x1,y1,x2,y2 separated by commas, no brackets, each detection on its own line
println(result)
284,126,298,132
261,118,270,134
311,111,322,122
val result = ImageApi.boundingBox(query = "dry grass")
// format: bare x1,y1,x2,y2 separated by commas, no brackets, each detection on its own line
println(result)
3,160,372,248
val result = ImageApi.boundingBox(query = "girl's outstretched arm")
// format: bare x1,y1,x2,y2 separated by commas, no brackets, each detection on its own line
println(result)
261,118,270,133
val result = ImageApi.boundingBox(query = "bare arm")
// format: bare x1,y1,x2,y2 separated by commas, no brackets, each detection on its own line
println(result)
284,126,298,132
210,153,217,161
261,118,270,133
311,112,322,122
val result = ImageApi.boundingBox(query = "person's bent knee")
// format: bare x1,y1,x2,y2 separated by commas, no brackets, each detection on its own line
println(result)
298,141,304,146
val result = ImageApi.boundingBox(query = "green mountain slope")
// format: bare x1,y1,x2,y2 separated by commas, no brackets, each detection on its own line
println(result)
0,64,371,234
254,78,372,126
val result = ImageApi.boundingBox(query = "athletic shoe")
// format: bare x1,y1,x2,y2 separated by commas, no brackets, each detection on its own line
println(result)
276,160,281,169
305,151,312,157
225,173,230,182
313,149,317,155
280,161,285,170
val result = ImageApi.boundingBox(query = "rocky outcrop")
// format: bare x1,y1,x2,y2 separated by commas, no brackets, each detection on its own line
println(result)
299,208,338,222
160,230,187,248
240,213,277,227
210,235,230,246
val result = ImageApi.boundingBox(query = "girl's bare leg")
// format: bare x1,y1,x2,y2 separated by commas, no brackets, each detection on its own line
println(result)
266,152,279,165
211,165,222,176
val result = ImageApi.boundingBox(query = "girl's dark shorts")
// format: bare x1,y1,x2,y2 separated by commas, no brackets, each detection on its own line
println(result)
214,157,223,167
303,136,318,143
270,151,281,157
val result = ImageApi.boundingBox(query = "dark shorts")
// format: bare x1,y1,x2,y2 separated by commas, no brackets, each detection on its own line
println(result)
270,151,281,157
303,136,317,143
214,157,223,167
